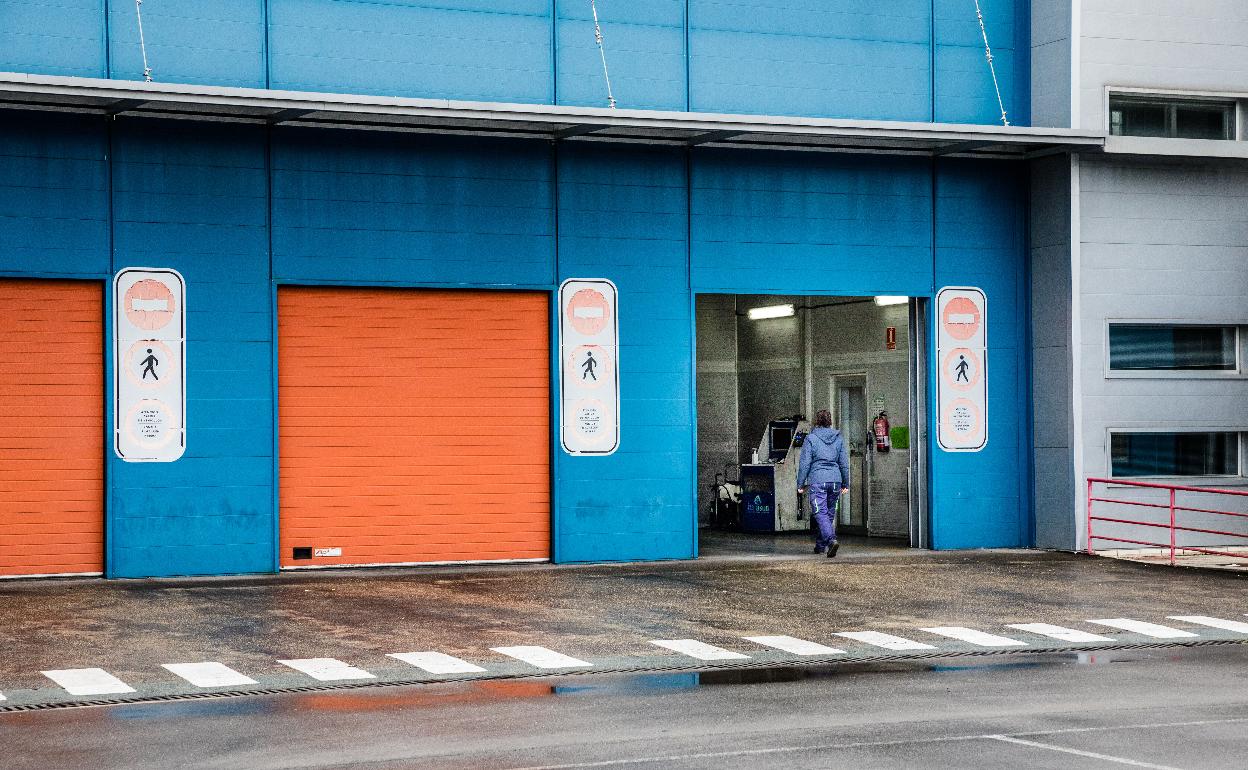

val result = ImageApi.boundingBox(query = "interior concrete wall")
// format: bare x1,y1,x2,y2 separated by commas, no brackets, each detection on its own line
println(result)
810,300,912,538
695,294,739,525
736,295,804,464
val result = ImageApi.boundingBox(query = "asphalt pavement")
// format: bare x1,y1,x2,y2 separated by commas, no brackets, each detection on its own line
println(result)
5,644,1247,769
2,539,1248,709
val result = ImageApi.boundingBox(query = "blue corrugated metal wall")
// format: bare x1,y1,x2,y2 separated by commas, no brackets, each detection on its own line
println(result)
931,158,1029,548
108,120,275,577
0,1,1036,574
0,0,1029,125
0,112,1030,575
691,150,934,294
555,144,693,561
271,130,554,286
0,113,109,279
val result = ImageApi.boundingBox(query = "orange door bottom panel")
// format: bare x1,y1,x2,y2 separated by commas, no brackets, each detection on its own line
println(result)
0,280,104,576
278,286,551,567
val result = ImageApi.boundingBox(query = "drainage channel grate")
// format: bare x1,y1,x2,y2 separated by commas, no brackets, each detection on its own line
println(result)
3,638,1245,713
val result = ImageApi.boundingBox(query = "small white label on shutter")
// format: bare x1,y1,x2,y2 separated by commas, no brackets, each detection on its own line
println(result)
314,548,342,557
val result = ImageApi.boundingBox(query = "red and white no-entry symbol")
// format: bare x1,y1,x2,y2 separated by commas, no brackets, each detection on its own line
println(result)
941,295,982,341
566,288,611,336
124,278,177,331
936,286,987,452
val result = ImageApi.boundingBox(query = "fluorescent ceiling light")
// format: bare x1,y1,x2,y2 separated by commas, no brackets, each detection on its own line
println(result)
874,296,908,306
747,304,795,320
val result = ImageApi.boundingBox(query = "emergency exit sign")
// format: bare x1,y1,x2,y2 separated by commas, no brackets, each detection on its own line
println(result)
558,278,619,456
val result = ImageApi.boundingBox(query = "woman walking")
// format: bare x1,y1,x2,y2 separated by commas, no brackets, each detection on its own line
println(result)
797,409,851,558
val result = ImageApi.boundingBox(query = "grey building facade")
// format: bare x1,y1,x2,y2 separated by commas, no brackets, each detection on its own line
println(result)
1032,1,1248,550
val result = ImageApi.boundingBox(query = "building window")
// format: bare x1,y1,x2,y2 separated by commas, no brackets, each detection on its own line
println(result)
1109,325,1237,371
1111,432,1240,478
1109,96,1235,140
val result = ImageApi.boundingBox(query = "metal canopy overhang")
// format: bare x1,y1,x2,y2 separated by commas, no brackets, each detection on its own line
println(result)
0,72,1105,159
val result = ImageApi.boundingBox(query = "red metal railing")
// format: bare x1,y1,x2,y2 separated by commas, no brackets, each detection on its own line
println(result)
1087,477,1248,566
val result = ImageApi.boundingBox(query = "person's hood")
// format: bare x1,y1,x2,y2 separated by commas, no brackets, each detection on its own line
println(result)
809,426,840,445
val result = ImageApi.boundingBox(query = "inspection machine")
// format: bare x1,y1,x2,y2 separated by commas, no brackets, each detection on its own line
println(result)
739,418,812,533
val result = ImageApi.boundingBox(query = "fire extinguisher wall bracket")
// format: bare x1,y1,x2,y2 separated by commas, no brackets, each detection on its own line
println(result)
873,412,891,453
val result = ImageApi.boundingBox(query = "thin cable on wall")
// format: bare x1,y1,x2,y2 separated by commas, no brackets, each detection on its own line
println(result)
589,0,616,108
135,0,153,81
973,0,1008,126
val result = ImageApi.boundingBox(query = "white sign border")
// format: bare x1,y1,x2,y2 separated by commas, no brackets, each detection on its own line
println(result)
112,266,188,463
936,285,988,453
558,277,620,457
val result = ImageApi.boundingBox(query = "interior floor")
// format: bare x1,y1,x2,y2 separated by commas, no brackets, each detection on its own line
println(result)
699,530,910,560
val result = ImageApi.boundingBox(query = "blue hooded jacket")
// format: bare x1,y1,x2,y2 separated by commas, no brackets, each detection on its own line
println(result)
797,426,850,490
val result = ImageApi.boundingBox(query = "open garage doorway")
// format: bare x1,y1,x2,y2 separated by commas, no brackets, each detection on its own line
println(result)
696,295,928,558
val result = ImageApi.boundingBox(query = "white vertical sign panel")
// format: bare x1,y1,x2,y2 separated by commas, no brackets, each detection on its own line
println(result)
113,267,186,462
936,286,987,452
559,278,619,456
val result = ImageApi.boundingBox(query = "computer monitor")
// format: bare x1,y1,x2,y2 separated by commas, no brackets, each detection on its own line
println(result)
769,424,795,460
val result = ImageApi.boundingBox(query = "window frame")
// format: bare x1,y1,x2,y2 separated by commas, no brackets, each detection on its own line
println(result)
1103,320,1245,380
1106,428,1246,483
1105,88,1243,141
1108,94,1236,140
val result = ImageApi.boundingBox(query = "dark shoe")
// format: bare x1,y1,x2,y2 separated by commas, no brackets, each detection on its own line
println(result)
813,545,826,555
827,541,840,558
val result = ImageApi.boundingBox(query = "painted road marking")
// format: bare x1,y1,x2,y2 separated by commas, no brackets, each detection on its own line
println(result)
1007,623,1115,643
42,668,136,696
650,639,751,661
1087,619,1199,639
921,627,1028,647
278,658,376,682
492,646,593,669
832,631,937,651
1170,615,1248,634
388,651,487,675
987,735,1179,769
743,635,845,656
162,662,257,688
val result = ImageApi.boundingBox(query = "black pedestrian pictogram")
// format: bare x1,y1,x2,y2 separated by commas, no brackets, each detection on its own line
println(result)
141,348,159,381
955,354,970,383
581,351,598,381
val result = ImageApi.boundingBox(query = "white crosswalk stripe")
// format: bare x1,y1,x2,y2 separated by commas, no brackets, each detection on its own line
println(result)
921,627,1028,647
1170,616,1248,634
388,651,486,674
162,662,257,688
744,635,845,656
1086,619,1199,639
651,639,751,661
492,646,592,669
42,668,136,696
278,658,376,682
832,631,937,651
0,692,6,701
1007,623,1115,643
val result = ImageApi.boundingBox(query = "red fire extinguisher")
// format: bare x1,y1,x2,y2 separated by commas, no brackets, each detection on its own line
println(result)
872,411,891,453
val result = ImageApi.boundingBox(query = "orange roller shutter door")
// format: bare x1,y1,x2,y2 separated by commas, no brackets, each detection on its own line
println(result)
278,287,551,566
0,280,104,577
